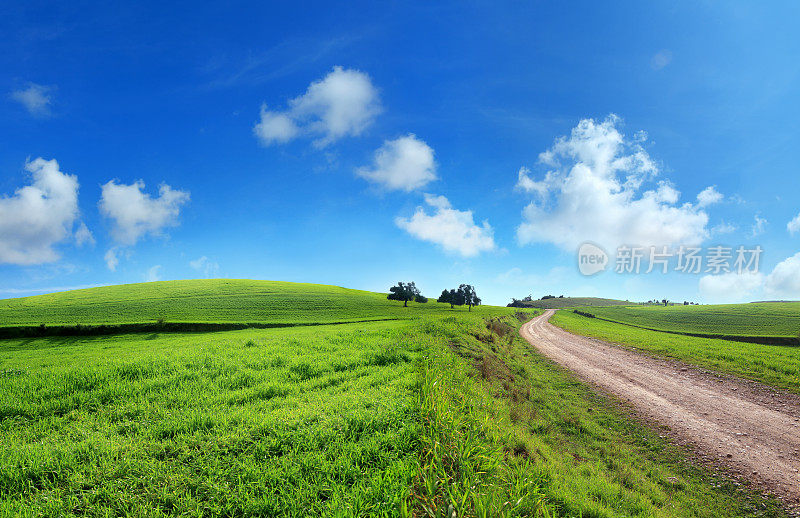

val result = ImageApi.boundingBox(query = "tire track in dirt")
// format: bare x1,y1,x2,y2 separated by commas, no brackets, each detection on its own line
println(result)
521,309,800,509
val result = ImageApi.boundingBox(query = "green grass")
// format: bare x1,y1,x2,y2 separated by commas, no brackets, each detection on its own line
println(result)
424,314,784,517
514,297,630,309
0,279,513,327
552,310,800,393
582,302,800,338
0,282,787,516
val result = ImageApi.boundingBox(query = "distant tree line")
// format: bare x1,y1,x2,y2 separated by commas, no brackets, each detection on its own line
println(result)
507,294,565,307
386,282,479,310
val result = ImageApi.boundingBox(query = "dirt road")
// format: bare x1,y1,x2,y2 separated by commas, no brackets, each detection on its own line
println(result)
521,309,800,506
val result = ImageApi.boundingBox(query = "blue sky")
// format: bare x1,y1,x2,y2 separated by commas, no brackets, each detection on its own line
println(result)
2,1,800,305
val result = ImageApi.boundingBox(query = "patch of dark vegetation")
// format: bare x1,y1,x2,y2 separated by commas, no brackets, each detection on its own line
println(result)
289,362,321,381
366,347,410,367
0,318,401,340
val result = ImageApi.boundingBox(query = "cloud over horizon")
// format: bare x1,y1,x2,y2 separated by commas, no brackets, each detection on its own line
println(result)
99,180,190,247
516,115,717,252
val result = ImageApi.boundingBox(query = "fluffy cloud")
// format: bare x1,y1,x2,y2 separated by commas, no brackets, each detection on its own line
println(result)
698,272,765,303
0,158,84,265
787,212,800,235
395,194,495,257
516,115,714,251
696,186,723,208
11,83,53,116
698,251,800,302
764,252,800,298
190,256,220,278
99,180,190,246
254,66,380,147
356,134,436,191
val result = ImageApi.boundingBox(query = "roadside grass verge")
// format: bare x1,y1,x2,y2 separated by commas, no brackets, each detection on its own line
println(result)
412,313,784,517
552,310,800,394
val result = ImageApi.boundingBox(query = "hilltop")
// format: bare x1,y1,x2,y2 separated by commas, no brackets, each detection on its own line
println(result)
0,279,510,327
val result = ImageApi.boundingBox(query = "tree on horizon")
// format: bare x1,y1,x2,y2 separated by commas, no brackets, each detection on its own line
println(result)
387,282,421,307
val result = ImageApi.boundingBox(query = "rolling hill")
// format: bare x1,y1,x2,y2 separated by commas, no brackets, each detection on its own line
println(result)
0,279,510,327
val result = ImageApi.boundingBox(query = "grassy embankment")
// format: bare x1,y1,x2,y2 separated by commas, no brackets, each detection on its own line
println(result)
0,281,785,516
552,308,800,393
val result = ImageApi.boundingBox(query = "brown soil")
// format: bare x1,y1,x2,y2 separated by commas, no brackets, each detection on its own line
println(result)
521,309,800,511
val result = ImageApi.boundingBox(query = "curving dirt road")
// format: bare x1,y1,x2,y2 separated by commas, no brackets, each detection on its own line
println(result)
521,309,800,507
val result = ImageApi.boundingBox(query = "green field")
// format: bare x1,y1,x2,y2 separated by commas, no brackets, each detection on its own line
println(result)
0,281,786,516
0,279,509,327
581,302,800,338
552,310,800,393
513,297,630,310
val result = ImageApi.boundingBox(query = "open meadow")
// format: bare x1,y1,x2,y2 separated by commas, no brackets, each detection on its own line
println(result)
552,309,800,393
0,281,787,517
581,303,800,339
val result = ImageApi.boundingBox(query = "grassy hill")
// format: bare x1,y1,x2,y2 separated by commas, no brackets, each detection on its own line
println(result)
0,279,508,327
512,296,630,309
583,302,800,338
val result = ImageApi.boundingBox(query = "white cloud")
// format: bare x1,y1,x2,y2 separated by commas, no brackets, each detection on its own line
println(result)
253,66,381,147
99,180,190,246
787,212,800,235
144,265,162,282
0,158,82,265
356,134,436,191
698,271,765,303
104,248,119,271
650,50,673,70
190,256,219,278
698,251,800,302
750,214,767,237
253,107,300,144
395,194,495,257
696,186,723,208
74,222,95,246
516,115,714,251
764,252,800,299
10,83,53,116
